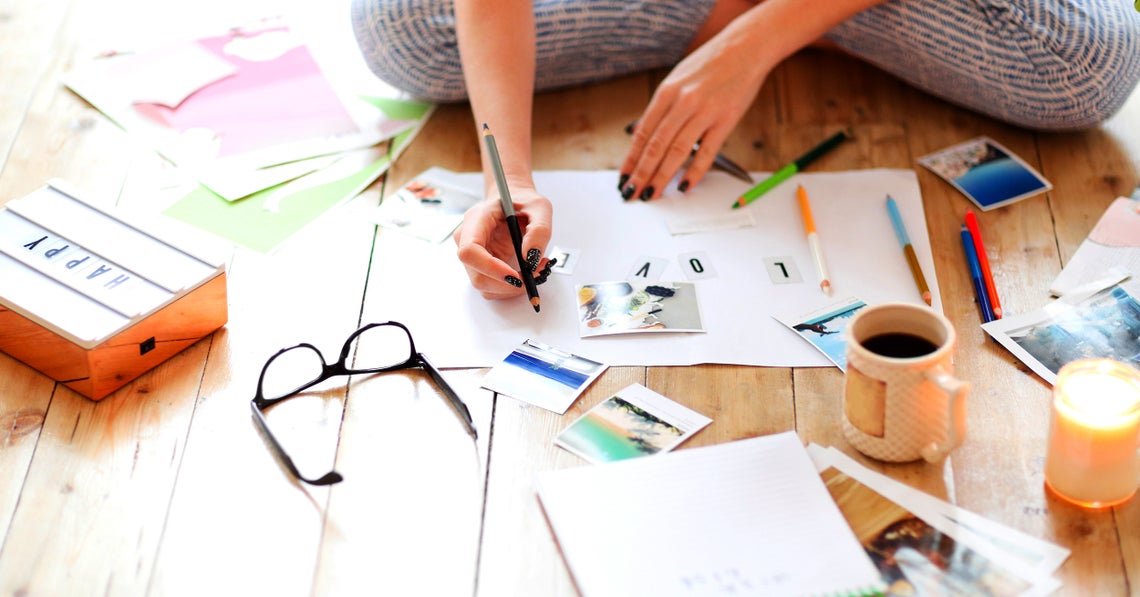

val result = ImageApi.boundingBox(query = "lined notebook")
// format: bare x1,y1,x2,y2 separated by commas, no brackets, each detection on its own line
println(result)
536,431,884,597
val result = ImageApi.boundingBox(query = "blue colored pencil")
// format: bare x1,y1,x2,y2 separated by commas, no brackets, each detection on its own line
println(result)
960,226,995,323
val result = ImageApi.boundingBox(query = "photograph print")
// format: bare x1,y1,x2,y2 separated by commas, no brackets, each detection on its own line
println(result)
555,384,710,464
774,296,868,371
576,280,704,337
374,167,480,243
984,285,1140,384
480,339,607,414
820,467,1046,596
918,137,1052,211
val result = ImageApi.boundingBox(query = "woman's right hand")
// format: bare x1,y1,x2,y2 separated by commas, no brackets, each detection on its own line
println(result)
453,185,553,300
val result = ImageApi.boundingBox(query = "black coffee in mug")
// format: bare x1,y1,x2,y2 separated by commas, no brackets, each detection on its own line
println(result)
860,332,939,358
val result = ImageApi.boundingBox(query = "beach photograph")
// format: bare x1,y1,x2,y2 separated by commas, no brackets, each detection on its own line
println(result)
480,339,606,414
1005,286,1140,379
775,296,868,371
555,385,710,464
918,137,1051,211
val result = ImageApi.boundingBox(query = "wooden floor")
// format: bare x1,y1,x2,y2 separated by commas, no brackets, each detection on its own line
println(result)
2,0,1139,595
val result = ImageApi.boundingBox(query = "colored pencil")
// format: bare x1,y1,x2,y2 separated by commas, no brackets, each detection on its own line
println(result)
960,225,995,323
964,210,1002,319
886,196,932,305
732,129,851,209
797,185,831,295
482,123,540,313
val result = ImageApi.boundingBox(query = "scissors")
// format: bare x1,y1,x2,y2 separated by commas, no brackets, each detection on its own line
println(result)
624,122,754,185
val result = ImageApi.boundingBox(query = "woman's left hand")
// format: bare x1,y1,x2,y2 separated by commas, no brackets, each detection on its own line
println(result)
619,21,774,201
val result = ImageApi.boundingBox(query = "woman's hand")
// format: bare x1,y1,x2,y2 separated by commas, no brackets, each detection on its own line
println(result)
453,185,553,300
620,26,773,201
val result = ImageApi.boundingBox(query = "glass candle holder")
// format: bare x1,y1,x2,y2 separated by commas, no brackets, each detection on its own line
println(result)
1044,359,1140,508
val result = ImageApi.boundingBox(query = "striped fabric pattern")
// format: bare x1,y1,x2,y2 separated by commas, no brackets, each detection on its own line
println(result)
351,0,715,102
828,0,1140,130
351,0,1140,130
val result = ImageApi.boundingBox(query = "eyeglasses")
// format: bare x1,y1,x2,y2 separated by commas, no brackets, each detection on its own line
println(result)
250,321,477,485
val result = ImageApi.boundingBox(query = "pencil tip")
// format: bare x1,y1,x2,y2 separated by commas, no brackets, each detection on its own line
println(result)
482,123,488,131
531,297,541,312
923,292,932,306
821,281,832,295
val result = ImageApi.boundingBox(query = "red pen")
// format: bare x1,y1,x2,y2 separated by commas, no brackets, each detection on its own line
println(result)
964,211,1002,319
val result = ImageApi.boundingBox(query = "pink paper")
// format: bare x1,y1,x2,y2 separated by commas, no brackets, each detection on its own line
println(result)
133,26,359,157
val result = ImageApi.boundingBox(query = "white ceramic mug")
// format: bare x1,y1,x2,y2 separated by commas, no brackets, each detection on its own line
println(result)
842,303,969,463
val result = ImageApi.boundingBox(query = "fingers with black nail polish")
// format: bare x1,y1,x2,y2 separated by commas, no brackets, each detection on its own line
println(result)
678,179,690,193
526,248,541,271
621,184,636,200
639,186,655,201
618,173,629,191
504,275,523,288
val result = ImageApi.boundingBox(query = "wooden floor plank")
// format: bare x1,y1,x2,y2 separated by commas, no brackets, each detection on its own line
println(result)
0,0,219,593
0,3,1137,594
147,193,379,596
0,0,71,176
0,356,55,547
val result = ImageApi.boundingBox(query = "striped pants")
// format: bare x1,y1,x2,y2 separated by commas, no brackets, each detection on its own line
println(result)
351,0,1140,130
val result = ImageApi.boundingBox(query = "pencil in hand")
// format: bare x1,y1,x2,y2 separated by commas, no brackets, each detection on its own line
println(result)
482,123,540,312
797,185,831,295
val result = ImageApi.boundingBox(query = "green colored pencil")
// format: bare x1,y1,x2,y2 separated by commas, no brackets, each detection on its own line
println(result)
731,129,851,209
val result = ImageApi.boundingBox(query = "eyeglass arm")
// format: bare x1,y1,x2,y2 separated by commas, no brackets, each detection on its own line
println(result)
417,353,478,440
250,401,345,486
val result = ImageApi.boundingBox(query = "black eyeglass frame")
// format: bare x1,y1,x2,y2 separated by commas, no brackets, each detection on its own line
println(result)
250,321,476,486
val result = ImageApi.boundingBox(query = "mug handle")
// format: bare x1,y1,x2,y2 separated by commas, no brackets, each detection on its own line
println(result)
920,365,970,463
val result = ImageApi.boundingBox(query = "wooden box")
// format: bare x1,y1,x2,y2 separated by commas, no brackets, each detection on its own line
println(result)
0,182,227,400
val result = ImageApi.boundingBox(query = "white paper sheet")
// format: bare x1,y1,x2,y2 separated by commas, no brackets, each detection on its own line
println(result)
1050,197,1140,299
369,169,939,368
536,431,884,597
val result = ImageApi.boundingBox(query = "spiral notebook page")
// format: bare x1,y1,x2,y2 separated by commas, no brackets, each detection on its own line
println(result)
536,432,883,597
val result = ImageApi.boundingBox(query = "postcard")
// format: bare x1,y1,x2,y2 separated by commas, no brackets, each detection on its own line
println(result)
773,296,868,371
982,280,1140,385
809,445,1069,585
576,281,704,337
480,339,607,414
817,466,1059,596
918,137,1052,211
373,167,480,243
555,383,711,464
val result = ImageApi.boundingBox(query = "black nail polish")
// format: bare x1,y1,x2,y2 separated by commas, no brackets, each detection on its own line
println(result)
678,179,690,193
526,248,541,271
504,275,522,288
624,121,635,134
534,274,549,285
639,186,655,201
618,173,629,191
621,185,635,200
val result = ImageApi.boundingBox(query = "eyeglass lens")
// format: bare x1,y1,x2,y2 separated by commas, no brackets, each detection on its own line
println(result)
259,324,415,401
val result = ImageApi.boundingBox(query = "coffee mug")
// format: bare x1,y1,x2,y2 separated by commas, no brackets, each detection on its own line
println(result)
842,303,969,463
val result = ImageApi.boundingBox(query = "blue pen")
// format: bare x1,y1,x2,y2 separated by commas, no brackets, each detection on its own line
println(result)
960,225,995,323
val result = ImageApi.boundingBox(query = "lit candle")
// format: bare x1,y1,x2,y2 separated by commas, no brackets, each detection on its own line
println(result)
1045,359,1140,508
